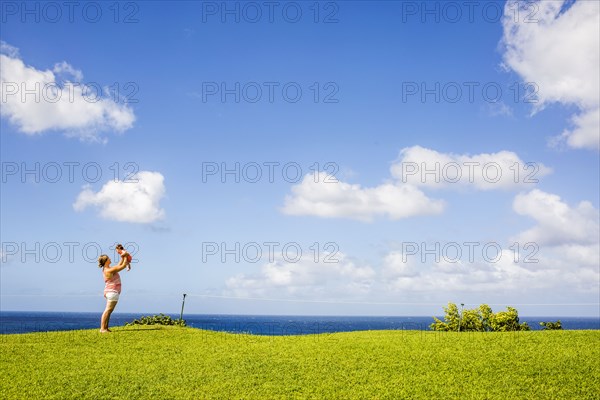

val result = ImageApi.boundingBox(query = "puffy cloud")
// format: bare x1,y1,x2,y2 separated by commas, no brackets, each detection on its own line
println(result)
282,147,549,221
73,171,166,223
225,251,376,298
0,41,19,58
224,229,598,302
382,252,419,278
0,41,135,141
380,189,599,294
501,0,600,150
382,248,537,292
557,108,600,150
391,146,552,190
281,172,445,222
544,243,600,271
381,243,598,294
52,61,84,82
512,189,599,246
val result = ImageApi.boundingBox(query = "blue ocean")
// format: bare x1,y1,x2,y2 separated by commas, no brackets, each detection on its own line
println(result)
1,311,598,335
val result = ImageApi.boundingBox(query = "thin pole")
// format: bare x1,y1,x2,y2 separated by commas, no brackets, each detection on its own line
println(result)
459,303,464,332
180,293,187,321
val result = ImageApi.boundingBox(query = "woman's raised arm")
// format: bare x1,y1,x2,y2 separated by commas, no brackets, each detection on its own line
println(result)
106,255,129,274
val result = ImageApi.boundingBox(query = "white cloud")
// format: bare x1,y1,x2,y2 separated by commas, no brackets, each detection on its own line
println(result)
512,189,599,246
282,147,549,221
381,242,599,294
379,188,600,294
544,243,599,271
557,108,600,150
73,171,166,223
382,249,538,292
281,171,445,222
0,41,19,58
225,251,376,299
0,41,135,141
52,61,84,82
501,0,600,150
391,146,552,190
223,229,598,302
484,101,513,117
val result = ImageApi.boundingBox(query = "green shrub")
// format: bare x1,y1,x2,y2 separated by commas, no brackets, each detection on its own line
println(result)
125,313,186,327
540,320,563,330
431,303,530,332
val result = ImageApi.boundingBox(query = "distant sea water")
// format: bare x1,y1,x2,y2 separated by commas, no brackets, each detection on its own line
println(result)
1,312,599,335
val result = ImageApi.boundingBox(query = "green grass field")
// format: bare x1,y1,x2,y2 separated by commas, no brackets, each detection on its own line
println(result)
1,326,599,399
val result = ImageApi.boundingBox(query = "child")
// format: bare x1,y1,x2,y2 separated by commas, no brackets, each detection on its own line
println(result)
116,244,133,271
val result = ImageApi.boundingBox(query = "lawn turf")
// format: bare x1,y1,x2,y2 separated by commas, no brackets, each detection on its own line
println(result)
1,326,599,399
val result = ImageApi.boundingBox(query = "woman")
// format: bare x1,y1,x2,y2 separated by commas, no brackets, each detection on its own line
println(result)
98,254,128,333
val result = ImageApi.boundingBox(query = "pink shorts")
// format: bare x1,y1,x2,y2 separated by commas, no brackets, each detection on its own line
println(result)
105,291,120,302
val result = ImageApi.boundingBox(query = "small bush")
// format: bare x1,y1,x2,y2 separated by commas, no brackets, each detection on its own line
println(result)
125,313,186,327
431,303,530,332
540,320,563,330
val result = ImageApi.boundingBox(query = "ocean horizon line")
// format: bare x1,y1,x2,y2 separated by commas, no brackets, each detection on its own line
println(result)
2,311,598,335
2,310,600,319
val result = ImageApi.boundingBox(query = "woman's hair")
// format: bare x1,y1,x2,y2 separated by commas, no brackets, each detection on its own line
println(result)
98,254,109,268
116,244,124,250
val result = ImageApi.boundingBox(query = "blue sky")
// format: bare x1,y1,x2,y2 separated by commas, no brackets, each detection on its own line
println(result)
1,1,599,317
